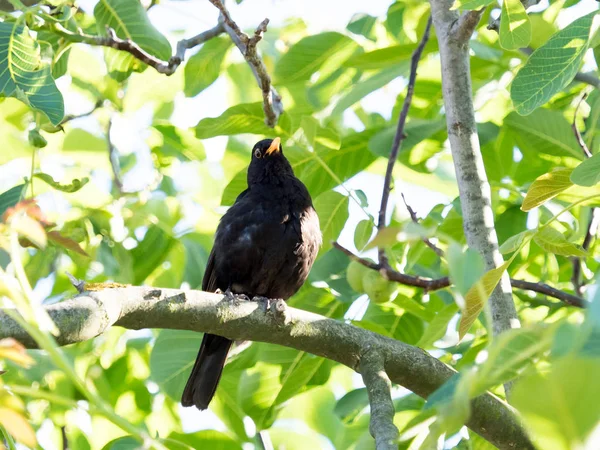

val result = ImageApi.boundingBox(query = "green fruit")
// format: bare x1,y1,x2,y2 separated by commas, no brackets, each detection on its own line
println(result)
28,129,47,148
346,260,371,292
363,271,396,304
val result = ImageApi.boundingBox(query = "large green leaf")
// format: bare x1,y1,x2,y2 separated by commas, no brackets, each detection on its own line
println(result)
571,152,600,187
471,327,552,397
275,32,359,84
512,358,600,450
533,226,588,257
368,119,446,160
511,12,597,115
149,329,203,401
521,168,574,211
332,64,408,115
131,225,175,284
343,45,416,71
313,190,349,253
499,0,531,50
184,37,232,97
94,0,172,80
0,23,64,125
504,110,584,159
195,103,292,139
450,0,495,11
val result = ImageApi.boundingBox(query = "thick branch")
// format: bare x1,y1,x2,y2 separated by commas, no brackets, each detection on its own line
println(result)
0,287,532,450
360,350,399,450
209,0,283,127
333,242,586,307
430,0,519,339
378,17,432,265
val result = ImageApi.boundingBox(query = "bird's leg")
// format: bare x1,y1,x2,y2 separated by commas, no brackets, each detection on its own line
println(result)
216,288,239,305
252,295,271,311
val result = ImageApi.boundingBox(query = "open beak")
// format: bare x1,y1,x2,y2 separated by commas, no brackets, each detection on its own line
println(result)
265,137,281,155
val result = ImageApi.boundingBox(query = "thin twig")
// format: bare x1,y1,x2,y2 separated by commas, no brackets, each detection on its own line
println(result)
377,16,432,266
570,91,596,295
59,100,103,126
209,0,282,127
47,22,225,76
106,119,123,194
333,242,587,308
572,91,592,158
400,193,444,257
360,350,399,450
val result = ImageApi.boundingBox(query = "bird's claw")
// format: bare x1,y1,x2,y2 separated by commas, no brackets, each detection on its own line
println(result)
217,288,239,305
252,296,271,311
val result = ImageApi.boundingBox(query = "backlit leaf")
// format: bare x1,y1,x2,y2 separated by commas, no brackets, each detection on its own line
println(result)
499,0,531,50
521,168,574,211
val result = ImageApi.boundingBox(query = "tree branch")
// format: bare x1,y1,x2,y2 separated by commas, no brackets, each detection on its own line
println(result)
360,350,399,450
0,286,533,450
47,22,225,76
378,17,432,266
333,242,586,308
208,0,283,127
430,0,519,341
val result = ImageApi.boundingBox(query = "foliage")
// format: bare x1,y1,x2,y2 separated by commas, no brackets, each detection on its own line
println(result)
0,0,600,449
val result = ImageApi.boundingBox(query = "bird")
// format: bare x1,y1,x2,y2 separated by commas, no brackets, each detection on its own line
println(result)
181,137,322,410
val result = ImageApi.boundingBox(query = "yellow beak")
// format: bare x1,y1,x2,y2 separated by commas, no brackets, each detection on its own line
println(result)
265,137,281,155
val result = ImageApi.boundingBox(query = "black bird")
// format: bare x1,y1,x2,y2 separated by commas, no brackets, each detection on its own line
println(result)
181,137,322,410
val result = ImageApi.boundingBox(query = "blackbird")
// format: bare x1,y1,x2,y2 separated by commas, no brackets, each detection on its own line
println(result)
181,137,322,410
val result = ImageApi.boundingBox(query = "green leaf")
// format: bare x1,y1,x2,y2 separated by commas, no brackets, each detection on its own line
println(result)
533,227,588,257
499,229,535,254
511,12,598,115
239,361,282,429
314,191,349,253
184,37,232,97
102,436,141,450
167,431,242,450
512,358,600,450
354,220,374,251
417,303,459,349
195,103,291,139
450,0,495,11
94,0,172,80
0,23,64,125
459,260,511,339
368,119,446,160
149,329,203,401
521,168,574,211
346,14,377,41
499,0,531,50
447,243,485,297
504,110,584,159
131,225,175,284
275,32,359,84
471,327,552,397
342,45,416,71
152,123,206,162
334,388,368,424
332,65,408,115
33,173,89,193
571,152,600,187
0,184,27,218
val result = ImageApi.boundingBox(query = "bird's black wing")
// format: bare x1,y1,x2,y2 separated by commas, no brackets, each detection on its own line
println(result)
181,191,252,410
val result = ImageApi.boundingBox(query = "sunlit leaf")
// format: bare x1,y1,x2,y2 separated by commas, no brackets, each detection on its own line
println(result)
511,12,598,115
499,0,531,50
521,168,574,211
459,260,511,339
184,37,232,97
33,173,89,193
314,191,349,253
0,408,36,447
533,226,588,257
0,23,64,125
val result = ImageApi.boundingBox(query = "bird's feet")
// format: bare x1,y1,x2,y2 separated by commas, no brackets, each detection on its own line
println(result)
252,296,271,312
216,288,240,306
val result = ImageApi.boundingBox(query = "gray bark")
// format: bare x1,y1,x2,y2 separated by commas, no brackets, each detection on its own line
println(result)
0,287,533,449
429,0,520,337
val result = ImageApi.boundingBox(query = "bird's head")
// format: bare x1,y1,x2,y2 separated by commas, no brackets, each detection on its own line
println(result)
247,137,294,186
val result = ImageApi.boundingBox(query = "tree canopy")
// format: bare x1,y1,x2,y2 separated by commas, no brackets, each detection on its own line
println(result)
1,0,600,449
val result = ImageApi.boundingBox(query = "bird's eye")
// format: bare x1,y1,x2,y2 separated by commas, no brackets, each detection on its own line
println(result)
254,149,262,158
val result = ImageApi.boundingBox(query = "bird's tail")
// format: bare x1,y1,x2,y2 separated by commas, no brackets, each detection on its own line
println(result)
181,333,233,410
